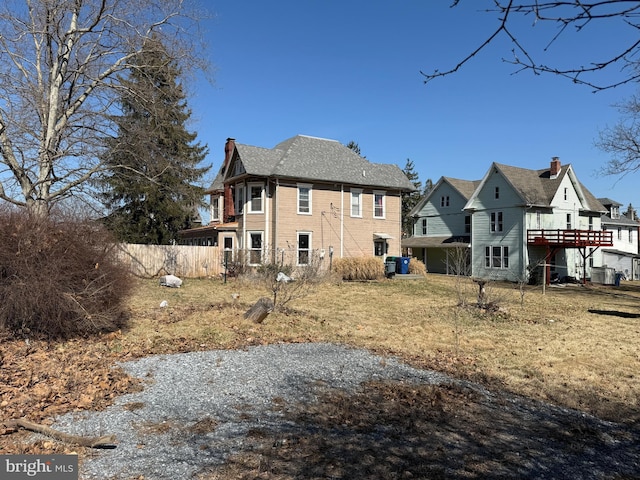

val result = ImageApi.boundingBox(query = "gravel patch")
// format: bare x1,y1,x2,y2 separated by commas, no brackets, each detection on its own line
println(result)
54,343,450,479
51,342,639,479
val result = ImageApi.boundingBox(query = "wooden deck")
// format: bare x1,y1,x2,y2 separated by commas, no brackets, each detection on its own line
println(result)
527,229,613,248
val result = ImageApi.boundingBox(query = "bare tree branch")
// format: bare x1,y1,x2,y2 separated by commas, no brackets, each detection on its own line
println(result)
422,1,640,91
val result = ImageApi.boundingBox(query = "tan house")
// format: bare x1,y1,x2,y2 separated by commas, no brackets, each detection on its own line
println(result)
182,135,415,267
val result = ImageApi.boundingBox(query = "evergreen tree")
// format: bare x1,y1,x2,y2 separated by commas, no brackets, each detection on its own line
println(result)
101,35,209,244
402,159,423,237
346,141,365,158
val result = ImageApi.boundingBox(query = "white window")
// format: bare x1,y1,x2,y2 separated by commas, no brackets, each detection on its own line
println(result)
248,231,263,265
566,213,572,230
485,245,509,269
297,232,311,265
564,187,568,201
211,196,221,222
297,184,312,214
440,195,450,207
588,216,594,231
618,227,622,240
490,211,503,232
234,184,245,215
373,191,385,218
248,183,264,213
351,189,362,217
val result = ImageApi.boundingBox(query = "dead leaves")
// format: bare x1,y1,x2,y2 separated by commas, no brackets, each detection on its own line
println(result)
0,337,140,454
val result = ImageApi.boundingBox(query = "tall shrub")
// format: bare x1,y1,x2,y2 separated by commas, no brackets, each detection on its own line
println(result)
0,211,133,338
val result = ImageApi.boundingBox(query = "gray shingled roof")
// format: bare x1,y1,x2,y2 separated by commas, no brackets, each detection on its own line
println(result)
445,177,481,200
495,163,605,213
232,135,415,191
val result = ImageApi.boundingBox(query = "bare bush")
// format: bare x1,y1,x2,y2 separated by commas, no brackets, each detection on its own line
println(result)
0,210,133,338
408,257,427,276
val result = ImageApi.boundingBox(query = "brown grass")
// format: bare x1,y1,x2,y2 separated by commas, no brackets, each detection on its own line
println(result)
2,273,639,467
117,274,640,423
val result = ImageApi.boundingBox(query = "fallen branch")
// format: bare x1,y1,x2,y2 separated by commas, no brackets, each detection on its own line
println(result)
4,418,117,448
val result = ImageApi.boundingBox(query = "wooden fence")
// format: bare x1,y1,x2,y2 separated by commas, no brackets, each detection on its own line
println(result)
117,244,224,278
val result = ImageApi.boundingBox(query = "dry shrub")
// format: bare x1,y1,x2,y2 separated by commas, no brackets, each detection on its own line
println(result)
332,257,384,281
0,210,132,338
408,257,427,276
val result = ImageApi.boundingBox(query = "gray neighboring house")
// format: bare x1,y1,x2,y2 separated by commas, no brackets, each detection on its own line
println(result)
598,198,640,280
404,158,613,282
181,135,415,266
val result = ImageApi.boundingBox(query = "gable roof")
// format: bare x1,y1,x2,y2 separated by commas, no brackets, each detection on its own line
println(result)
465,162,606,213
408,176,480,216
227,135,415,191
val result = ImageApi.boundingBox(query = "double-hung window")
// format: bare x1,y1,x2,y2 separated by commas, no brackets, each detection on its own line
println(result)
248,231,263,265
373,191,385,218
490,211,503,233
211,196,221,222
440,195,450,207
234,184,245,215
297,232,311,265
297,184,312,214
485,246,509,269
351,189,362,217
421,218,427,235
248,183,264,213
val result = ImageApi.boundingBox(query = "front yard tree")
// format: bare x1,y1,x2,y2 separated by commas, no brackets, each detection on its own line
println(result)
0,0,205,218
101,35,209,245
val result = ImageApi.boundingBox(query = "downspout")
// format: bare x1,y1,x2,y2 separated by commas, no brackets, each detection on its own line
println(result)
274,179,279,261
340,184,344,257
265,180,270,262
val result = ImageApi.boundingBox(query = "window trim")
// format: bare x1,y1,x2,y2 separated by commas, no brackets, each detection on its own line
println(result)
485,245,509,269
234,183,245,215
211,195,221,222
495,187,500,199
247,182,264,214
421,218,427,235
297,231,312,266
247,231,263,266
440,195,450,207
373,190,385,219
297,183,312,215
350,188,363,218
490,211,503,233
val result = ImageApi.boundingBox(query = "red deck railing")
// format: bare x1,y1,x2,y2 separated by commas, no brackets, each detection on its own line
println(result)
527,229,613,247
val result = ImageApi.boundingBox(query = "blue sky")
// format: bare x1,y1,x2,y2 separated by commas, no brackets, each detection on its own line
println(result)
190,1,639,214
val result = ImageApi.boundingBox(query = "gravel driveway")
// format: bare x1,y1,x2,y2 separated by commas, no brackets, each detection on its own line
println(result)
52,343,639,479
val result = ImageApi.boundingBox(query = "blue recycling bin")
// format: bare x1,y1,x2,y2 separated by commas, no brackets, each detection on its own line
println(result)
396,256,410,274
615,272,623,287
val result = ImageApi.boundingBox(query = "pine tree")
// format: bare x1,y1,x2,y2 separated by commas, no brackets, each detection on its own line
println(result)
402,159,423,237
101,35,209,244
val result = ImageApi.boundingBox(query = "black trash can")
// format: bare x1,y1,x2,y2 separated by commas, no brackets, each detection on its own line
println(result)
385,256,397,277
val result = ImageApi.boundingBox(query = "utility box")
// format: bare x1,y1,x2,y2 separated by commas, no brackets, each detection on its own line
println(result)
591,267,615,285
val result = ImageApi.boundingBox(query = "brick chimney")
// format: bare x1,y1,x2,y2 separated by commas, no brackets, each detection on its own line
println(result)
223,138,236,222
550,157,561,176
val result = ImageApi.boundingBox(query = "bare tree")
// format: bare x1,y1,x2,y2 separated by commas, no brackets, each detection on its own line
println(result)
422,1,640,91
597,94,640,176
0,0,207,217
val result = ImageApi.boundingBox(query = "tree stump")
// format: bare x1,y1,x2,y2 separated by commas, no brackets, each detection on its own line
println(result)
474,279,487,306
244,297,274,323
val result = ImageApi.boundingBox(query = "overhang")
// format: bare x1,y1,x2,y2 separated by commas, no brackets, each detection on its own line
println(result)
402,236,471,249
